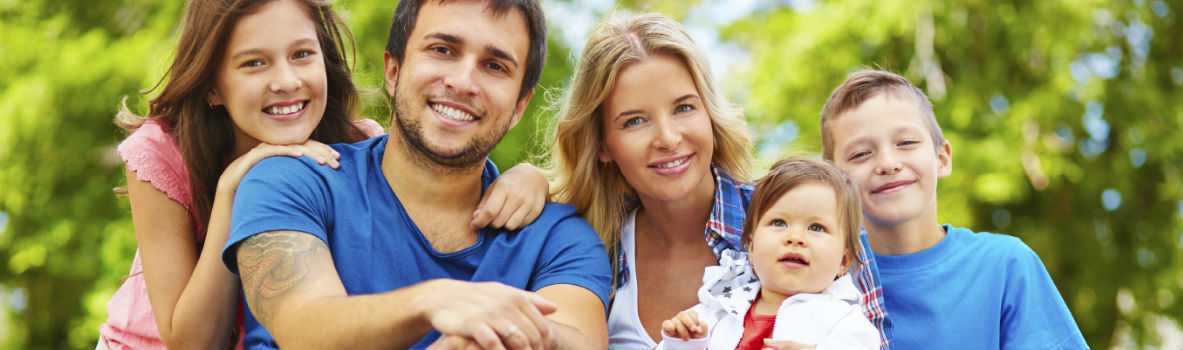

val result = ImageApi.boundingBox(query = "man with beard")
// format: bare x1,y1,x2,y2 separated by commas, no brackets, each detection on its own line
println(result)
220,1,610,349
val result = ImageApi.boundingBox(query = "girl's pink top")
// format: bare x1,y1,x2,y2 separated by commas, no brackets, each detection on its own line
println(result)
100,118,384,349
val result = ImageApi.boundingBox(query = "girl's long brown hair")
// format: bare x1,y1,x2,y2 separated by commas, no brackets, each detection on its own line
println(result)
116,0,366,234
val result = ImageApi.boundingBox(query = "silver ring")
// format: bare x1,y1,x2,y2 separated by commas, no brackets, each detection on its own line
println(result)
504,324,521,338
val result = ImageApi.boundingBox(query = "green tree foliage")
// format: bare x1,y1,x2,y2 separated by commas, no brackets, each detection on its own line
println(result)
0,1,184,348
0,0,571,348
726,1,1182,348
1,0,1180,349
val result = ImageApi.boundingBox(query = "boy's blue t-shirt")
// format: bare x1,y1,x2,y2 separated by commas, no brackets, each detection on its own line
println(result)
221,135,612,350
875,225,1087,349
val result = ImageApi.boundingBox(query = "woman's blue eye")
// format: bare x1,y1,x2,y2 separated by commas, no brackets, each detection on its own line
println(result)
623,116,645,128
674,103,695,114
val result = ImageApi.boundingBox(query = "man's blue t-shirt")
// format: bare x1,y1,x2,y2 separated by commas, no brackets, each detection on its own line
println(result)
875,225,1087,349
222,135,612,349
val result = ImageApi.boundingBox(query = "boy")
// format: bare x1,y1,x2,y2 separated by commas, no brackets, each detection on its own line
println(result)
819,70,1088,349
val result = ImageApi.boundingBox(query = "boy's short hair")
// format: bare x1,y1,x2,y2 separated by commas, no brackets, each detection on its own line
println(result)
742,157,865,272
385,0,546,101
820,69,945,161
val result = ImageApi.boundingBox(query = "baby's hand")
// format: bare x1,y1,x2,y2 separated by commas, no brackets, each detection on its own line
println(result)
661,309,708,340
762,339,817,350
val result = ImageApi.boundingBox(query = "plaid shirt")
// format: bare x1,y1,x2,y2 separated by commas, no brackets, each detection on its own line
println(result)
857,231,894,349
616,168,893,349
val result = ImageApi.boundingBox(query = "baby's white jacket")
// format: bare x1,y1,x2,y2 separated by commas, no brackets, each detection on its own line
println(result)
656,250,878,350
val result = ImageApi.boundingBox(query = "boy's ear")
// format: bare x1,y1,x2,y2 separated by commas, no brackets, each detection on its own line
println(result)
936,141,953,178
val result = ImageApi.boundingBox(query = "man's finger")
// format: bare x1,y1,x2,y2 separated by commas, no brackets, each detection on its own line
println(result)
517,295,551,349
471,324,508,350
525,292,558,315
499,309,544,350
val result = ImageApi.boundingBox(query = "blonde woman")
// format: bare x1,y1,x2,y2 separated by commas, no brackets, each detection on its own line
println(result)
545,13,891,349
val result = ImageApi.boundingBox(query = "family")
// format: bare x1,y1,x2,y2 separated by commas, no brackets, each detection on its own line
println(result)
99,0,1089,349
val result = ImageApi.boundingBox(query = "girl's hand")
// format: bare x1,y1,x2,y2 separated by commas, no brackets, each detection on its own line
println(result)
762,339,817,350
216,140,340,194
471,163,548,230
661,309,708,341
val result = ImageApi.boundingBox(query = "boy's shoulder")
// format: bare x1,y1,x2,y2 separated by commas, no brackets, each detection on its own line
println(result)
953,225,1026,244
949,225,1042,265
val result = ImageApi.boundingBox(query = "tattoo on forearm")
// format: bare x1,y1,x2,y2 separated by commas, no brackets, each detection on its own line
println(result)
237,232,324,324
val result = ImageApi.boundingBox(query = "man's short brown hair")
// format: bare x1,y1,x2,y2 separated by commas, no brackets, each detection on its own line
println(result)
386,0,546,101
820,69,945,161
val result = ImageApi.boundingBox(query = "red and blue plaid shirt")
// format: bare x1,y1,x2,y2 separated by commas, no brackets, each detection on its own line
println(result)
616,168,893,349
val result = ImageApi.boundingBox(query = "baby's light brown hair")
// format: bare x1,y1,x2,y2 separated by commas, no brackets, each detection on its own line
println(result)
742,157,865,272
820,69,945,162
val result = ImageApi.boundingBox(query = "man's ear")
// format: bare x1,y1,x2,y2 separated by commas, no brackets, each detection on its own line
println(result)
937,140,953,178
383,51,400,97
508,89,533,130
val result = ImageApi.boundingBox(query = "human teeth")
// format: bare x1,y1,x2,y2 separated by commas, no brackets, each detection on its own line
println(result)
655,157,688,169
267,102,304,115
432,103,475,122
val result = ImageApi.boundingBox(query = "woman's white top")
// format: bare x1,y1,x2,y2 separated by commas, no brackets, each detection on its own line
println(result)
607,210,659,350
656,251,879,350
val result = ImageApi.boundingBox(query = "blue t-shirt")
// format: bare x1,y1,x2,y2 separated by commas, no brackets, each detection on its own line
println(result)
875,225,1087,349
222,135,612,349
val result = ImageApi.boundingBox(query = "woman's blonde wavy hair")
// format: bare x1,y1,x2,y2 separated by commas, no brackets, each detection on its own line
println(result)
543,13,752,288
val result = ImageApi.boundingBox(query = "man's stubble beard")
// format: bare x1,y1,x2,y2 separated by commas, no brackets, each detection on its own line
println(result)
391,82,512,174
